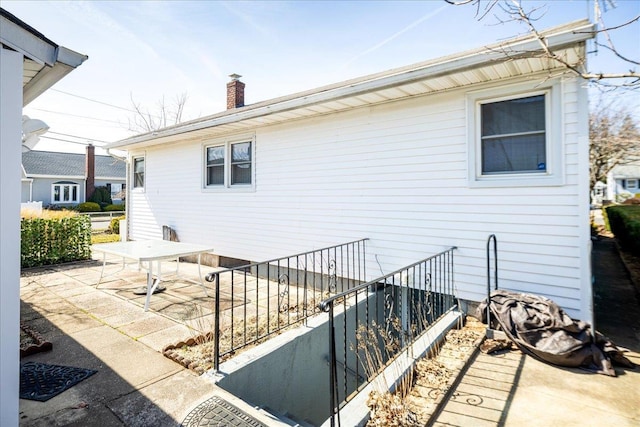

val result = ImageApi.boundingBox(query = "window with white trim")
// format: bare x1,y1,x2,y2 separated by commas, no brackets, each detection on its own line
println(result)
204,137,254,189
132,156,145,189
52,181,79,204
481,95,546,174
467,82,562,187
626,179,638,190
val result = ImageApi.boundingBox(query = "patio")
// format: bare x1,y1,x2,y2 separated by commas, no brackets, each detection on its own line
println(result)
18,237,640,426
19,252,293,426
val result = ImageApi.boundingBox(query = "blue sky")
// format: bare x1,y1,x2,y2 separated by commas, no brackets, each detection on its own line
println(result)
4,0,639,153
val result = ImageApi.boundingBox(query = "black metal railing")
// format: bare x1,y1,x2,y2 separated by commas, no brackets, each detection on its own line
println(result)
205,239,368,371
318,247,457,427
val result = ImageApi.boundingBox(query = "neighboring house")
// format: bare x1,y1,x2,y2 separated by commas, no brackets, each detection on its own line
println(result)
606,161,640,201
21,147,126,206
109,20,595,324
1,8,86,425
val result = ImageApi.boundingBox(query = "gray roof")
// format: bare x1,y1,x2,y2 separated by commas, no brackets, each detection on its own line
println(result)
611,162,640,179
22,150,125,178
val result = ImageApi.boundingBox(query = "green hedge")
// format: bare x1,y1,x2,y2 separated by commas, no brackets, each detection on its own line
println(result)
104,204,125,212
109,215,126,234
78,202,101,212
605,205,640,255
21,215,92,268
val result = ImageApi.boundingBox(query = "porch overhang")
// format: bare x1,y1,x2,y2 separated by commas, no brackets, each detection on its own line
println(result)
109,19,595,151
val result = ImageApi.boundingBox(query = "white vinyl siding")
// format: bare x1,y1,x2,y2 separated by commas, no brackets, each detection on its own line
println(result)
128,76,590,321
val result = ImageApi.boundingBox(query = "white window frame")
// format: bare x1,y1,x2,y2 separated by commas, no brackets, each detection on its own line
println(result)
203,135,256,192
626,179,638,190
51,182,80,204
132,155,145,191
467,81,563,187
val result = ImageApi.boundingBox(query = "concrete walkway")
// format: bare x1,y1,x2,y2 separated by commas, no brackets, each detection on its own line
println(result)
18,237,640,426
19,255,290,426
430,235,640,426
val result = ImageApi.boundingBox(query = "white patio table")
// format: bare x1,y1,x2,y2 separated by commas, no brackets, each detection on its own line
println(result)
93,240,214,311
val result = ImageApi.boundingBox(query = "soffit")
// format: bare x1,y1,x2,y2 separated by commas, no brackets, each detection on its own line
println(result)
111,19,593,150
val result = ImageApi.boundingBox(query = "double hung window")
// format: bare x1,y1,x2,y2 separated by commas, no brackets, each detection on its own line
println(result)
204,137,254,189
468,82,562,187
480,95,546,175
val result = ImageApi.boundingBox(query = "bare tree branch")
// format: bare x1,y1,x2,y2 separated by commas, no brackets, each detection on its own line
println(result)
589,101,640,189
128,93,189,133
447,0,640,88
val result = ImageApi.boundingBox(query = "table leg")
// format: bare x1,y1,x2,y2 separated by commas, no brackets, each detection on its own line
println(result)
96,252,107,288
144,260,154,311
197,253,208,297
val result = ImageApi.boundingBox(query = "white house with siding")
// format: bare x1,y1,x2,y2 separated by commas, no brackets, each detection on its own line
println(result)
606,161,640,201
109,20,595,324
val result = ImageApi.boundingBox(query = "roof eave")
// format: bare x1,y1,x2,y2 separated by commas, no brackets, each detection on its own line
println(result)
108,19,595,150
0,9,88,107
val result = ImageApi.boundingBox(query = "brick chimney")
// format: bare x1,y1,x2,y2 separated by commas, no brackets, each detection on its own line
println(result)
226,74,245,109
85,144,95,201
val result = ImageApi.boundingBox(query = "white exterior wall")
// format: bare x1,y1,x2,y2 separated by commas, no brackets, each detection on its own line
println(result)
1,47,22,427
129,76,591,321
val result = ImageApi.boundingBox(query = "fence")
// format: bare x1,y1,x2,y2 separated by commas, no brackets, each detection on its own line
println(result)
205,239,369,371
318,247,457,426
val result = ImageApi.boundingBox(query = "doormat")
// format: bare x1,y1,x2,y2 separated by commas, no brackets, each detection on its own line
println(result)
20,361,97,402
181,396,267,427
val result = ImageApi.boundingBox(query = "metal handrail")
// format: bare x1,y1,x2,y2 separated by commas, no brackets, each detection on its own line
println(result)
205,239,369,371
320,247,458,426
319,246,457,312
205,238,369,282
486,234,498,327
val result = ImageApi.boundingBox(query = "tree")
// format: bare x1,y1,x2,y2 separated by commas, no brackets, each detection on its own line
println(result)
445,0,640,90
128,92,188,133
589,102,640,189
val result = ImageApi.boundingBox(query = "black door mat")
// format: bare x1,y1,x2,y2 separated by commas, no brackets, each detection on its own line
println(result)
181,396,267,427
20,361,97,402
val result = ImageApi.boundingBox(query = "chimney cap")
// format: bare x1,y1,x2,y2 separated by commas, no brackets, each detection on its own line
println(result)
229,73,242,81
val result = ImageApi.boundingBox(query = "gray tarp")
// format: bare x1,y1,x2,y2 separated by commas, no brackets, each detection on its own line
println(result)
476,290,635,376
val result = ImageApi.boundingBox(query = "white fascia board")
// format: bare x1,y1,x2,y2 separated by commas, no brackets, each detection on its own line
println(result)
0,14,56,66
26,174,85,180
109,19,595,150
56,46,88,68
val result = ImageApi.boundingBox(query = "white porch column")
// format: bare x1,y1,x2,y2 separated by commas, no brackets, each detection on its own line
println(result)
0,47,23,427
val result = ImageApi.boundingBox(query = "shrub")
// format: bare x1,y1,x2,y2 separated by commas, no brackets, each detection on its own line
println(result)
89,186,112,207
109,215,126,234
21,214,91,268
104,204,125,212
77,202,101,212
605,205,640,255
